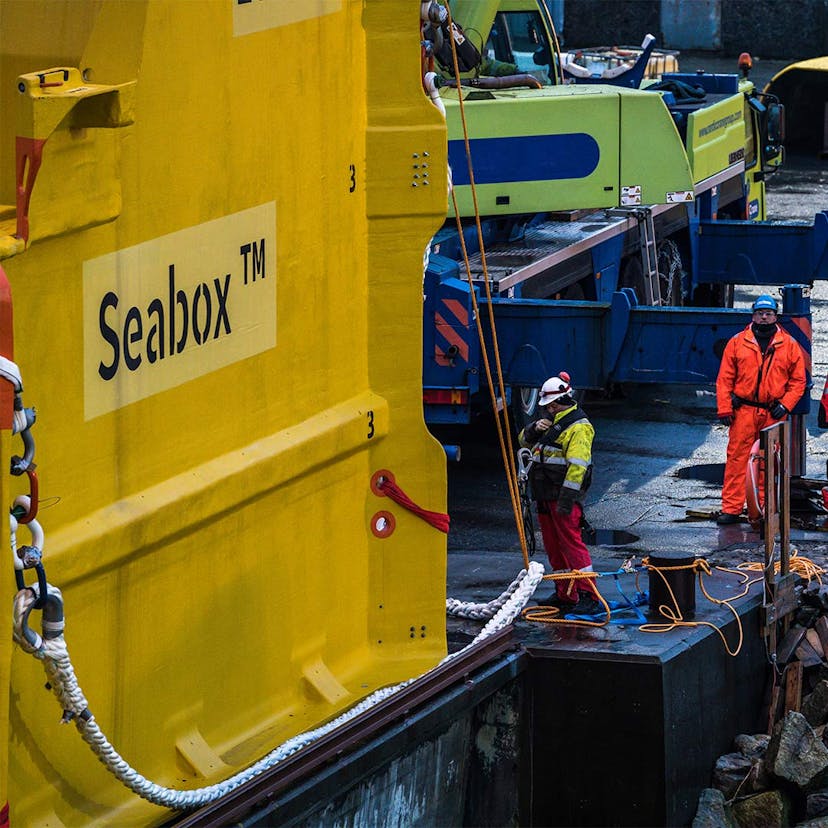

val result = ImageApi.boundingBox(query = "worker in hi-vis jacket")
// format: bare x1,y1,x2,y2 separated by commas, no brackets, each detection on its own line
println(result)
715,294,806,525
519,372,600,615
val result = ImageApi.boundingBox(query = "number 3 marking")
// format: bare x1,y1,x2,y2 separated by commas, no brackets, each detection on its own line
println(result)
349,164,356,193
367,410,375,439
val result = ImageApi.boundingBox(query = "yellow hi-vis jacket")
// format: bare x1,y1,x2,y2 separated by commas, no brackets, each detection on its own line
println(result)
518,404,594,501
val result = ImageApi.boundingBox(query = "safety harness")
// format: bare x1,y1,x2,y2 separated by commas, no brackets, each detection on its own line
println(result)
527,406,592,501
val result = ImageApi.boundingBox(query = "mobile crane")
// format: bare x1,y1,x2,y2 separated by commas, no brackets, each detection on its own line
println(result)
422,0,827,459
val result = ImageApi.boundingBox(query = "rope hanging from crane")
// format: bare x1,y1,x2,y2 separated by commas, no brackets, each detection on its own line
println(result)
442,3,532,570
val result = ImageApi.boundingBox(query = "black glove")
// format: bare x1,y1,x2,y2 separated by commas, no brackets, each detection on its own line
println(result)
557,488,577,516
719,414,733,427
770,402,788,420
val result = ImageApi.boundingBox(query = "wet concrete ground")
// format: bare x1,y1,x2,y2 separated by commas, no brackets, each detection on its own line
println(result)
442,78,828,611
426,53,828,828
442,385,782,612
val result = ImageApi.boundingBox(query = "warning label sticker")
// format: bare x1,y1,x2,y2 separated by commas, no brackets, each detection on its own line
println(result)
666,190,694,203
621,185,641,206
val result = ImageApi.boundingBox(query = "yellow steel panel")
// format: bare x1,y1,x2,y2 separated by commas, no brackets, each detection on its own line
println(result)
619,92,694,205
446,88,623,215
687,94,747,184
0,0,448,823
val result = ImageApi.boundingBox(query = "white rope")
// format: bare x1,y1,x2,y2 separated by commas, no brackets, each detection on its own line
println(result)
12,408,27,435
446,561,545,650
0,356,22,392
14,561,544,810
446,565,535,619
423,71,446,118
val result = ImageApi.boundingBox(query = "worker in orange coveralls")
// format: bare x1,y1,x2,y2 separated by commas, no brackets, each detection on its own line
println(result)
715,294,806,525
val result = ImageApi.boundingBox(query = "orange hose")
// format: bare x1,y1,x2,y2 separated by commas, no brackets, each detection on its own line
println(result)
745,438,762,522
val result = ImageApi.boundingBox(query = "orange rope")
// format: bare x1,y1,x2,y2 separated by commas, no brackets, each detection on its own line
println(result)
521,570,611,627
444,5,529,569
737,548,826,584
638,557,747,656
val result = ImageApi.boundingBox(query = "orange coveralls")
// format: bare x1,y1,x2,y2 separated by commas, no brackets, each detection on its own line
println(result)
716,324,806,515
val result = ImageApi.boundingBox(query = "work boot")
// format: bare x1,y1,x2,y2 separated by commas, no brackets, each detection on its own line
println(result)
537,593,576,611
716,512,743,525
566,591,603,616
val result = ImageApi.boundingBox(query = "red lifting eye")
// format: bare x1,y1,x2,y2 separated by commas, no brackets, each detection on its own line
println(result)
371,511,396,538
370,469,395,496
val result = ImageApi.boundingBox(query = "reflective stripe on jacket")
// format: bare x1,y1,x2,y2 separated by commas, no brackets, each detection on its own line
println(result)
518,404,594,496
716,324,806,416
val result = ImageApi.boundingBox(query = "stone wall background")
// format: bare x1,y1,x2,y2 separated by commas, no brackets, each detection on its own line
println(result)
562,0,828,59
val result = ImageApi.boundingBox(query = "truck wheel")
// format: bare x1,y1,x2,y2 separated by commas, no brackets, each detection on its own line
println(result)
620,243,684,306
619,257,646,301
511,386,540,431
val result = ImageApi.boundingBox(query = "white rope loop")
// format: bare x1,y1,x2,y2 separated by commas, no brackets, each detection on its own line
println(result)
0,356,22,393
444,562,546,658
15,562,545,810
13,588,41,652
446,564,539,619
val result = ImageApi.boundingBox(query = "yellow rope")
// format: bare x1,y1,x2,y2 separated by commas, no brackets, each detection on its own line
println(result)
521,570,611,627
637,551,826,657
736,549,826,584
519,549,827,641
638,557,753,656
444,5,529,569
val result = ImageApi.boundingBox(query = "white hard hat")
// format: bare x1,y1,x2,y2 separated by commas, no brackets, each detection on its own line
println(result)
538,372,572,406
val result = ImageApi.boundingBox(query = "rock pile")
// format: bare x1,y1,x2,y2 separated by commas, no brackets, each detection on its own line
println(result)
693,583,828,827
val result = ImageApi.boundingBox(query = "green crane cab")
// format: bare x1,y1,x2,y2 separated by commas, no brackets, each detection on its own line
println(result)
431,0,784,223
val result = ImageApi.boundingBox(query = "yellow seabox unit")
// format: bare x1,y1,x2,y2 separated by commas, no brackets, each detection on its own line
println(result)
0,1,448,824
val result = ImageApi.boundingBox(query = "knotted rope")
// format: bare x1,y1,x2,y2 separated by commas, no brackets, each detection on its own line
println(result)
376,476,450,533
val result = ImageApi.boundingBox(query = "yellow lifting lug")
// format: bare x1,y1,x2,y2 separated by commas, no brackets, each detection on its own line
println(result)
15,67,136,141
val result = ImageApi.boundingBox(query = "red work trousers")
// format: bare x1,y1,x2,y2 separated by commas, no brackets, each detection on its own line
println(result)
722,406,780,515
537,500,594,601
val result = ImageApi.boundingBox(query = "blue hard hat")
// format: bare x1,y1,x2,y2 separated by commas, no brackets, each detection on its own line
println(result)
751,294,778,313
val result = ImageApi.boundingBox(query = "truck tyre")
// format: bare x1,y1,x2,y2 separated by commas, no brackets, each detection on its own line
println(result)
511,386,540,432
691,283,733,308
620,241,683,307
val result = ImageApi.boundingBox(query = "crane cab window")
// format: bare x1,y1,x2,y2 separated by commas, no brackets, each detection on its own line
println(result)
485,11,553,84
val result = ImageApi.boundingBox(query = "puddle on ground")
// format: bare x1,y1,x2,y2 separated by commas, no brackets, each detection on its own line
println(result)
675,463,725,483
582,527,639,546
715,524,760,549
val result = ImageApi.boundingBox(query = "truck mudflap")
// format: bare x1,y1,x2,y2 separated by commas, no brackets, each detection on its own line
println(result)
694,211,828,286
